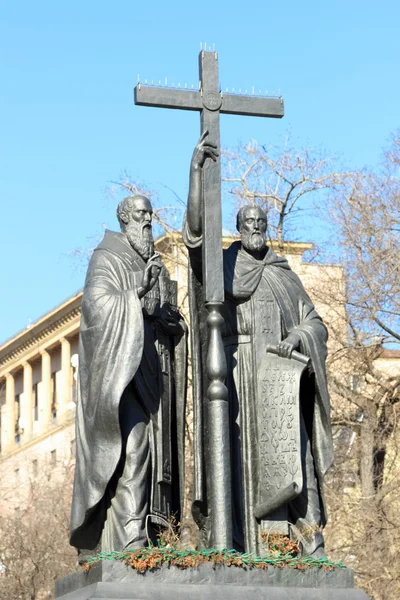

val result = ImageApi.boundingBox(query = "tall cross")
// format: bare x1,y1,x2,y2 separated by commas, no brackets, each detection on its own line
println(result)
134,50,284,549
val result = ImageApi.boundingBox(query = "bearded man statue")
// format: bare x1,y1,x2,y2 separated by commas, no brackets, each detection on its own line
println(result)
183,135,333,557
70,195,186,556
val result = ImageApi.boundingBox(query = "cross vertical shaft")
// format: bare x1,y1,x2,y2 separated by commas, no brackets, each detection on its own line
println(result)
199,51,223,303
199,51,231,550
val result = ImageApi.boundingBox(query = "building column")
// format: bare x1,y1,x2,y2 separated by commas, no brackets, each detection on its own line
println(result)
21,361,33,441
59,338,71,419
39,349,52,430
1,373,15,453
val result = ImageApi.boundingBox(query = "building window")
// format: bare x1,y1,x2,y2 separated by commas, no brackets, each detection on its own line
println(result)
71,354,79,405
51,373,57,419
14,468,20,481
33,383,39,421
32,459,38,478
15,394,22,443
51,449,57,468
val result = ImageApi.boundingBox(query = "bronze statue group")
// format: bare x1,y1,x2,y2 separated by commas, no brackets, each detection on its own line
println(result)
69,135,333,560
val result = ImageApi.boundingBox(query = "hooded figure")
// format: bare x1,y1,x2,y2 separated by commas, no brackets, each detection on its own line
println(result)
70,195,186,554
184,135,333,556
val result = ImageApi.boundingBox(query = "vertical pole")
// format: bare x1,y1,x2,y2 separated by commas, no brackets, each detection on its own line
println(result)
199,51,232,549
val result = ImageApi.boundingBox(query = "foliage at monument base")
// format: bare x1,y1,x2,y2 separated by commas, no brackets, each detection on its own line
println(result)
83,543,347,574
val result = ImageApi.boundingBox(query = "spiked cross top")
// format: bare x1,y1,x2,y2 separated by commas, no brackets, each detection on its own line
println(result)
134,50,284,304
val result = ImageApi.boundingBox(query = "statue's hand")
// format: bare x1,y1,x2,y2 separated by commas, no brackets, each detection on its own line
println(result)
138,253,163,299
276,332,301,359
191,129,219,170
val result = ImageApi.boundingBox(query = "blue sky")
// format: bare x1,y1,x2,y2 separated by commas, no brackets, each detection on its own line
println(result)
1,0,399,342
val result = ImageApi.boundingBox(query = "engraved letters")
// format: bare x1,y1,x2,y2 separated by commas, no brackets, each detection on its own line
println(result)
257,354,304,503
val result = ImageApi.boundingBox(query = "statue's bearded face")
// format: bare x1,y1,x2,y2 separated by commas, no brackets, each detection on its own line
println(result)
239,207,267,253
125,197,155,261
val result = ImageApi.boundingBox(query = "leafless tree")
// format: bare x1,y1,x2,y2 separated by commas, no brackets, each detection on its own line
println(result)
0,455,76,600
316,130,400,600
222,134,348,248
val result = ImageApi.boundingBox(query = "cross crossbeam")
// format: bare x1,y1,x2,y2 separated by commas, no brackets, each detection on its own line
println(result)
135,85,283,117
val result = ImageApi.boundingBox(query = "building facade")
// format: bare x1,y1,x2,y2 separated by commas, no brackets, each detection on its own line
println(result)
0,292,81,512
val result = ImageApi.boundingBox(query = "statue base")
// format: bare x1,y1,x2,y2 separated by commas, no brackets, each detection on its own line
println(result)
55,560,370,599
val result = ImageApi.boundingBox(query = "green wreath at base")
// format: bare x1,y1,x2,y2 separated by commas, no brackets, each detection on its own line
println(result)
83,546,346,574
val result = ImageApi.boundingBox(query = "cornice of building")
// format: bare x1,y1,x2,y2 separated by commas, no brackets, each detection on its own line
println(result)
0,291,83,370
156,231,314,256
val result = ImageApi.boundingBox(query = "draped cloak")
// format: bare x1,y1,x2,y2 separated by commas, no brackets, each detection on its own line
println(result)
185,234,334,552
70,230,186,550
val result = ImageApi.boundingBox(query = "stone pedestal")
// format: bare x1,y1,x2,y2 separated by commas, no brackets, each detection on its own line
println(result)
55,560,370,600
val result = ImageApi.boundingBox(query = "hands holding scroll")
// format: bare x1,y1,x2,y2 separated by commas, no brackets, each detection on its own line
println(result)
276,331,301,359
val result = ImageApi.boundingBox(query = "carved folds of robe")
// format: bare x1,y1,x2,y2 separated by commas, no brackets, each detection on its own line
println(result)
70,230,186,552
184,222,333,555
